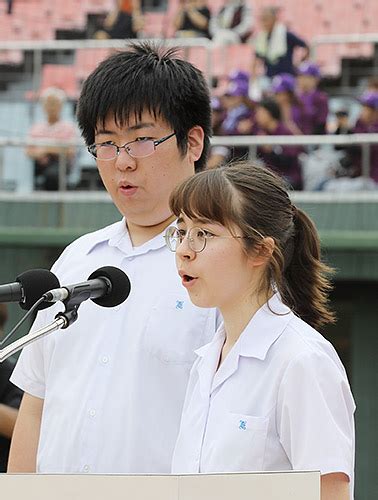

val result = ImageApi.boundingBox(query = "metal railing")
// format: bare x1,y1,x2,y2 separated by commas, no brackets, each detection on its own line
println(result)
0,133,377,192
0,38,213,94
0,31,376,93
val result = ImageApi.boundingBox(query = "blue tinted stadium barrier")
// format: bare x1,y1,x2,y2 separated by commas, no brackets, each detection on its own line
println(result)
0,134,378,191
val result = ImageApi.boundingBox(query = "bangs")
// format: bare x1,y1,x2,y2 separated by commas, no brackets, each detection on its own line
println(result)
170,168,241,229
87,59,168,135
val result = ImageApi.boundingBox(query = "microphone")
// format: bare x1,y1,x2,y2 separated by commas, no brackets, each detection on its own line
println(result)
0,269,60,311
43,266,131,308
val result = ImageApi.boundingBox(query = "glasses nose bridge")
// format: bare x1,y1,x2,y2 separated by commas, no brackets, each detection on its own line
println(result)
175,229,196,255
119,143,133,158
187,227,205,253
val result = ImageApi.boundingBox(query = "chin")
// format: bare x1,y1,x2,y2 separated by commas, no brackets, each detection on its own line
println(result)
188,292,216,310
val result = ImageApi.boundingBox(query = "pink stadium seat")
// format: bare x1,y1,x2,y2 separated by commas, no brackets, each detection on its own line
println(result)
37,64,79,99
75,48,114,82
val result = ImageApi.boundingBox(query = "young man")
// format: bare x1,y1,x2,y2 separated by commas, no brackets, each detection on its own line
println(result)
8,42,218,474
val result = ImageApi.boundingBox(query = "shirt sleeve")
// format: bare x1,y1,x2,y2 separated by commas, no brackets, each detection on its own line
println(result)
9,245,73,399
276,350,355,479
9,309,51,399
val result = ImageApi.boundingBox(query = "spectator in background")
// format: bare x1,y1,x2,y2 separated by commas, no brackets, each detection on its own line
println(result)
252,7,309,81
174,0,211,39
94,0,143,40
221,74,254,135
271,73,309,135
221,76,255,162
352,91,378,182
254,98,303,190
333,110,353,136
328,109,360,179
26,87,77,191
0,304,23,472
207,97,230,169
6,0,13,15
367,76,378,92
297,62,328,135
210,0,253,45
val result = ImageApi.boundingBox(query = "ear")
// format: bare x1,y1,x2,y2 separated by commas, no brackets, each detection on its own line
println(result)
248,237,275,267
187,125,205,163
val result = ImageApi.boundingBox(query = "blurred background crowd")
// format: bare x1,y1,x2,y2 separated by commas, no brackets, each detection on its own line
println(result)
0,0,377,193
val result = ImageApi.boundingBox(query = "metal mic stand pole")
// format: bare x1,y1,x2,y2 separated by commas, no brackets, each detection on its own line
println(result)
0,308,79,363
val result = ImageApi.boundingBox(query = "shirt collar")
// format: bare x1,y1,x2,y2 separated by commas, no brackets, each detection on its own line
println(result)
86,218,167,257
195,293,293,362
238,293,293,360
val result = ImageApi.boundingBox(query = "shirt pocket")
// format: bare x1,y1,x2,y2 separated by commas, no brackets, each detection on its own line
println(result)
143,293,211,365
202,412,269,472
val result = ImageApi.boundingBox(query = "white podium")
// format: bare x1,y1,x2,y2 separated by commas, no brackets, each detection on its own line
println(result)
1,471,320,499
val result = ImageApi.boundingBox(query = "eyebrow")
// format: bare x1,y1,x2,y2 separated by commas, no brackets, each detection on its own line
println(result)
95,122,156,135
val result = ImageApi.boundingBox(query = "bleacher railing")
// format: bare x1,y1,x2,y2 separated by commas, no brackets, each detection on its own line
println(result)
1,32,377,93
0,38,213,93
0,134,377,192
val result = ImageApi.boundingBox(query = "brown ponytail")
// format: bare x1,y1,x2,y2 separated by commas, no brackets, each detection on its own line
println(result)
277,207,336,329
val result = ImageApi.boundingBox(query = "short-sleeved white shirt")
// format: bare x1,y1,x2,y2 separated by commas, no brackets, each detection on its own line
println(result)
11,219,218,474
172,294,355,495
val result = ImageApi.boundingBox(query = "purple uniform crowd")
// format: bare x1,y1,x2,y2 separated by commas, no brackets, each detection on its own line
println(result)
209,64,378,190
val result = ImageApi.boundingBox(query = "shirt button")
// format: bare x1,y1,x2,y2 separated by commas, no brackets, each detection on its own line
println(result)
101,356,109,364
83,465,90,473
127,257,134,262
89,409,96,417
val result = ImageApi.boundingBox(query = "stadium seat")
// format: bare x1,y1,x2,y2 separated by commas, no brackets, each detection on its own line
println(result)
26,64,79,100
75,48,114,82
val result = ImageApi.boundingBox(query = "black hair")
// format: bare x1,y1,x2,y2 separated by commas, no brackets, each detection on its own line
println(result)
258,98,281,122
76,42,211,172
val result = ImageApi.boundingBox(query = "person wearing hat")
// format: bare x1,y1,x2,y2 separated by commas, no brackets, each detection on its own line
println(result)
352,91,378,182
254,98,303,190
218,78,255,163
221,78,254,135
207,97,231,169
297,62,329,135
271,73,310,135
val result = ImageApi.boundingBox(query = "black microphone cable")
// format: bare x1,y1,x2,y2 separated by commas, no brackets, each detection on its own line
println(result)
0,295,48,348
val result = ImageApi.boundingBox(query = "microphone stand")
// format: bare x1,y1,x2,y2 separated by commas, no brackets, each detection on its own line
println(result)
0,307,79,363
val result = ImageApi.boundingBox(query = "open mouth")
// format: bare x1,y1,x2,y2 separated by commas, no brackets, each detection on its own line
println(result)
183,274,195,282
119,183,138,195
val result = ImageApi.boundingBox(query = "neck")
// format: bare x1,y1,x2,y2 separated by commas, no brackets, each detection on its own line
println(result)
126,214,176,247
220,287,273,348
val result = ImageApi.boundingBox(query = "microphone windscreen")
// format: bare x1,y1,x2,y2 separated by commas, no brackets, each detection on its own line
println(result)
16,269,60,311
88,266,131,308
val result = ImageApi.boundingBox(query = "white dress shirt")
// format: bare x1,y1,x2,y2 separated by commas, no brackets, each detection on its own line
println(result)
172,294,355,496
11,219,218,473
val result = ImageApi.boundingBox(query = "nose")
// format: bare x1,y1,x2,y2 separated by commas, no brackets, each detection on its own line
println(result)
114,148,137,171
175,235,196,261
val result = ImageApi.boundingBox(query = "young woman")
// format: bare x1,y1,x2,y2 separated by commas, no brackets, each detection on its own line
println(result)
165,163,355,500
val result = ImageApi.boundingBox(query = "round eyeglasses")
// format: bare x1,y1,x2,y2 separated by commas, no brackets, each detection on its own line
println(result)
165,226,265,253
88,132,176,160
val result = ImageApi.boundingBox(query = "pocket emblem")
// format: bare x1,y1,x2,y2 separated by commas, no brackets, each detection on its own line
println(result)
239,420,247,430
175,300,184,310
